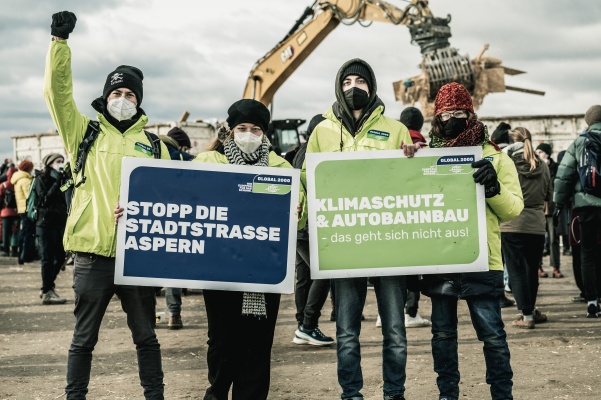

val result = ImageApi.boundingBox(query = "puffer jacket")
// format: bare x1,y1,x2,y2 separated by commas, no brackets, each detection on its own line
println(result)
44,40,170,257
422,141,524,299
554,122,601,209
500,142,550,235
10,170,32,214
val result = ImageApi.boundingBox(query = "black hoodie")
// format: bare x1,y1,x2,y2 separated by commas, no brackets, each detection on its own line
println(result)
332,58,385,136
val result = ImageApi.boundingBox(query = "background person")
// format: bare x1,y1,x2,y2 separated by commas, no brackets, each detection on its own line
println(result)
291,113,335,346
422,82,523,400
0,167,19,257
44,11,169,398
554,104,601,318
535,143,562,278
11,160,35,264
158,127,195,330
34,153,68,305
501,128,551,329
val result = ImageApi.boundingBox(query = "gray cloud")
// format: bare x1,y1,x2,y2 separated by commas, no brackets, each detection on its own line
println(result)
2,0,601,160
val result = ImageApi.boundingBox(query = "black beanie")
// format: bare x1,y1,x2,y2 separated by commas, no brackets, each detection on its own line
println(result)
340,61,373,92
103,65,144,105
307,114,326,137
399,107,424,131
167,127,192,148
226,99,270,132
536,143,552,157
491,122,511,145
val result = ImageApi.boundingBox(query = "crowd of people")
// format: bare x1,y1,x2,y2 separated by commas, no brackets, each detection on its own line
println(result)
2,9,600,400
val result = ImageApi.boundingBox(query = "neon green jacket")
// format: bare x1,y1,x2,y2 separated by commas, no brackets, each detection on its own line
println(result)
194,150,305,229
300,106,412,225
480,143,524,270
44,40,170,257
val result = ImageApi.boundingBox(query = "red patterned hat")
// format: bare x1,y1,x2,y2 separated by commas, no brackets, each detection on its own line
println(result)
434,82,474,115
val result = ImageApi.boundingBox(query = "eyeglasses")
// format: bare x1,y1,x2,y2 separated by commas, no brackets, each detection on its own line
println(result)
234,126,263,134
439,110,468,121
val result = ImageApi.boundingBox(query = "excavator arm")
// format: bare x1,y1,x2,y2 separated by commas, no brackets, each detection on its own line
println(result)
243,0,447,106
244,0,543,117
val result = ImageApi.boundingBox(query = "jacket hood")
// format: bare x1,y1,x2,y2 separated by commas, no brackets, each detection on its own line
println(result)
10,169,32,185
333,58,383,135
506,142,545,178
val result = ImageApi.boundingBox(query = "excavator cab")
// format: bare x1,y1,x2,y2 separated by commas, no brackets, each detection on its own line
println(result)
266,118,306,156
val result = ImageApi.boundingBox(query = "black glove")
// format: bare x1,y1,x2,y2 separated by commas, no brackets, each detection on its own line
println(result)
472,159,500,198
552,207,563,227
51,11,77,39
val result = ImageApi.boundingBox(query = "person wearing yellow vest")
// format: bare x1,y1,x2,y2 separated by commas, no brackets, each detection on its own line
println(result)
302,58,416,400
44,11,169,399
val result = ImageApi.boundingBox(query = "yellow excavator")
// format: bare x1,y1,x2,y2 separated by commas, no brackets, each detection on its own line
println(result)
243,0,544,120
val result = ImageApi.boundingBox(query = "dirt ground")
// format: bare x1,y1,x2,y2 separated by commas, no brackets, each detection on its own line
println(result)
1,253,601,400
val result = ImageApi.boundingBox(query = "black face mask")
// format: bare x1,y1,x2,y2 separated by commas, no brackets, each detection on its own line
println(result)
442,117,468,139
344,87,369,111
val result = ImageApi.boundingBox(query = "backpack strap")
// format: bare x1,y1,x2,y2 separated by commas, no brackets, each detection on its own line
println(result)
144,131,162,159
73,120,101,188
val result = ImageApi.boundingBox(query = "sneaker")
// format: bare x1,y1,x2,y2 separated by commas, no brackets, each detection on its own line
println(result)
571,295,586,303
168,315,183,330
376,315,382,327
405,313,431,328
552,268,564,278
533,309,548,323
295,325,335,346
504,284,512,293
563,249,572,256
500,295,515,308
42,289,67,305
586,303,600,318
538,267,548,278
512,315,535,329
292,334,309,345
383,395,405,400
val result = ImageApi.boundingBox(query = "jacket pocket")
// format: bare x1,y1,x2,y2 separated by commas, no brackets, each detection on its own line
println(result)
65,189,92,238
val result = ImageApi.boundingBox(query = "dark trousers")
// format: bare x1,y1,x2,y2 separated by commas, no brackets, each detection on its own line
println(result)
1,216,19,253
19,213,36,262
571,244,601,298
203,290,280,400
37,226,65,292
294,239,330,329
544,216,561,268
405,289,420,317
66,253,163,399
502,232,545,315
579,207,601,301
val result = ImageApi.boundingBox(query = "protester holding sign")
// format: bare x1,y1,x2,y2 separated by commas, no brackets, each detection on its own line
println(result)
423,82,524,400
193,98,295,400
303,58,415,400
44,11,170,399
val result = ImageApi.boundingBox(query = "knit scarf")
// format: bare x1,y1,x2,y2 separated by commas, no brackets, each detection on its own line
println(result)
223,135,270,318
430,120,500,151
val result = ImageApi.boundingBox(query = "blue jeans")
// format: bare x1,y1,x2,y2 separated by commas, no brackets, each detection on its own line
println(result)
430,295,513,400
335,276,407,399
66,253,164,399
166,287,182,316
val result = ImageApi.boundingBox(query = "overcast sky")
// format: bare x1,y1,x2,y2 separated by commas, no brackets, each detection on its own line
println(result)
2,0,601,160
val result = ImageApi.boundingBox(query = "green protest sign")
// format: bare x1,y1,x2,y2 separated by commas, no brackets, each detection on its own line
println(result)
305,147,488,278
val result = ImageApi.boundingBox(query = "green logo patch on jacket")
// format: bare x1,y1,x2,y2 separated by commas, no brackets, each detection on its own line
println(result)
134,142,153,156
366,130,390,141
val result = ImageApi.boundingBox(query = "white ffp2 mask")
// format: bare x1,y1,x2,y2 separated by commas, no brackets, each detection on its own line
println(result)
234,132,263,154
107,97,137,121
